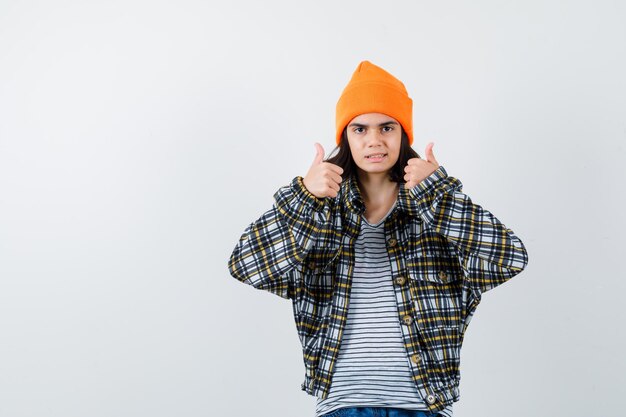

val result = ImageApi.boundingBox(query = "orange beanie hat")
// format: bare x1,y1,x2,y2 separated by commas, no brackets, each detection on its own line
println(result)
336,61,413,145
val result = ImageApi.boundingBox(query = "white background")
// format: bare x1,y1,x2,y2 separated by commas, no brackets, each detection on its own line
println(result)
1,1,625,416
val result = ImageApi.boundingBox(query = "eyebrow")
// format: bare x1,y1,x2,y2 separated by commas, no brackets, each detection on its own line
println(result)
347,121,399,128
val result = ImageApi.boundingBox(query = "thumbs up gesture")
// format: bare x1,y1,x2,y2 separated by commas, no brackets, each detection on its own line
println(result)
404,142,440,190
302,143,344,198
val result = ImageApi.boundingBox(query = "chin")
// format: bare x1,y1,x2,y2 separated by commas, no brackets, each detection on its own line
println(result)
358,165,394,175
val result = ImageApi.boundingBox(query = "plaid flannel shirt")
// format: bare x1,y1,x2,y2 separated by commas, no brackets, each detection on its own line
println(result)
228,165,528,414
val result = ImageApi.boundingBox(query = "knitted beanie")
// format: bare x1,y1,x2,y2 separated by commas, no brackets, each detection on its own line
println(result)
335,61,413,145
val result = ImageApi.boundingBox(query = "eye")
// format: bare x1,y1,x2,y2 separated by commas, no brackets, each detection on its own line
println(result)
382,125,394,132
353,127,365,134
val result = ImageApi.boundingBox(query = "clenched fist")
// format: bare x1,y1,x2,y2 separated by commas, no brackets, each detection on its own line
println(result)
302,143,344,198
404,142,440,190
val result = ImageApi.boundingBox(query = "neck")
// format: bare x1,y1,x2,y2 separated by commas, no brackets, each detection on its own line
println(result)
356,170,399,206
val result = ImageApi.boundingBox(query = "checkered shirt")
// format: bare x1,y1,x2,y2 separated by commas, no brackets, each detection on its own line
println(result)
228,165,529,414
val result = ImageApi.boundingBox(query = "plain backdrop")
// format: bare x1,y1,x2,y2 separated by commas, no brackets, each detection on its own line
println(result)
1,1,625,416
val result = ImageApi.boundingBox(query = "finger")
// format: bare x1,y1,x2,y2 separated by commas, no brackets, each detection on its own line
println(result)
328,171,343,185
312,142,325,166
404,171,415,188
406,157,423,166
326,162,344,175
425,142,439,166
327,180,340,193
324,181,339,197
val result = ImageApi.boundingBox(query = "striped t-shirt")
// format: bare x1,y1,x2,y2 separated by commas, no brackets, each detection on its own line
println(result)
315,200,454,417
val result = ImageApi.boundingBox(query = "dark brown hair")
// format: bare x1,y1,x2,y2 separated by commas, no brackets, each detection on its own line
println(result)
325,127,420,183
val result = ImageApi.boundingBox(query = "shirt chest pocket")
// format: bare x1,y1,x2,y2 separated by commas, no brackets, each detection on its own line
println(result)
405,231,464,329
302,245,341,287
295,245,341,321
405,229,463,283
406,251,463,284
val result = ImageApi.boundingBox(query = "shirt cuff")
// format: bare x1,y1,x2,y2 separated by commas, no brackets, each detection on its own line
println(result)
408,165,449,199
291,176,326,212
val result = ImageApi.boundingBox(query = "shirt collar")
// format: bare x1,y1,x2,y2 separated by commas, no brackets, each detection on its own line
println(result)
340,173,420,218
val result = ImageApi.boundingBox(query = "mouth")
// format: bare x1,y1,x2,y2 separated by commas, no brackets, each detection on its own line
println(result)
365,153,387,161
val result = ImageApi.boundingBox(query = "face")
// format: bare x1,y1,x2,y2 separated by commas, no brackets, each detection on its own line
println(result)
345,112,402,179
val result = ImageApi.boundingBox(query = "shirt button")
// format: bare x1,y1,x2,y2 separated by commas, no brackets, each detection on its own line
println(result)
402,315,413,325
308,261,316,270
394,276,407,286
426,394,436,404
438,271,448,281
387,238,397,247
410,354,421,364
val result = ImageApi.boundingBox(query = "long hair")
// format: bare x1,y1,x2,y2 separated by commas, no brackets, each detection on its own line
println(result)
325,127,420,183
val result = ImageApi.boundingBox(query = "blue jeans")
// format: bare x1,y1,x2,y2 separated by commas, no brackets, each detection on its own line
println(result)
320,407,441,417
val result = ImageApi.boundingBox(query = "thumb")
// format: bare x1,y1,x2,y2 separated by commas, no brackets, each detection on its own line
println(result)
425,142,439,166
312,142,325,166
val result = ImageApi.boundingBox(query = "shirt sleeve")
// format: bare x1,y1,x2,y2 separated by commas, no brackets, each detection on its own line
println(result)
408,165,529,298
227,176,330,300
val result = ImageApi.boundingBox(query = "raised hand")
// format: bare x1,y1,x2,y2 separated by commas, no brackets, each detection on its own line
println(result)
302,143,344,198
404,141,440,190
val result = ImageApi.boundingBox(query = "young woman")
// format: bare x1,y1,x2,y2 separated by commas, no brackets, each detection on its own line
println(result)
228,61,529,417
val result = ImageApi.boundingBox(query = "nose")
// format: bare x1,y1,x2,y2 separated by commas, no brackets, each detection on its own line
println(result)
366,130,384,147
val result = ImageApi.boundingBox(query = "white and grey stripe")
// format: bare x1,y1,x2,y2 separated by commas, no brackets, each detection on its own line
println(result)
315,201,453,417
